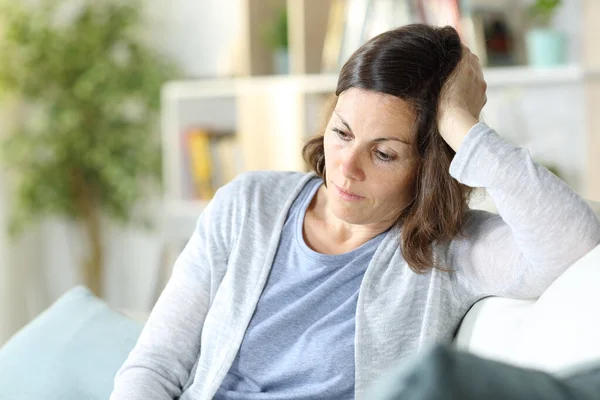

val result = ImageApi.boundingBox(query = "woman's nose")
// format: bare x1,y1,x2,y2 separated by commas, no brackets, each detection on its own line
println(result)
341,148,365,181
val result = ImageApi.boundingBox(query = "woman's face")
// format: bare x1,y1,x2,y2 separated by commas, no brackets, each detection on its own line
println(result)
323,88,419,227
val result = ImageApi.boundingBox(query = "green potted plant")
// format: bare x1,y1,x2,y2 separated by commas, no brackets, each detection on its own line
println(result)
525,0,566,67
262,7,289,74
0,0,177,296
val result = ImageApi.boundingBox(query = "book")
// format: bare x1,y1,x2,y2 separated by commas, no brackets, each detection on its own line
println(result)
186,128,214,200
183,127,245,200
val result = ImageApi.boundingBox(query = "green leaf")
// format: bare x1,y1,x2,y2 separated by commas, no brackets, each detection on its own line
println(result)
0,0,178,237
527,0,562,27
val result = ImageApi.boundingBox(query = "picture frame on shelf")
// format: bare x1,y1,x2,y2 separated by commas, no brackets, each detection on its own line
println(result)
472,8,518,67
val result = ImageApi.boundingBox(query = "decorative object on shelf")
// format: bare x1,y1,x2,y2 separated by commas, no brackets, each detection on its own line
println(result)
262,6,289,75
0,0,177,297
525,0,566,67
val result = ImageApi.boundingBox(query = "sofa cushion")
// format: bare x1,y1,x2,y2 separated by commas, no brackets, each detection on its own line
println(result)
0,286,143,400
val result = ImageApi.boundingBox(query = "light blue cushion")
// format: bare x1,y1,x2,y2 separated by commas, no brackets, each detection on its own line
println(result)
0,285,143,400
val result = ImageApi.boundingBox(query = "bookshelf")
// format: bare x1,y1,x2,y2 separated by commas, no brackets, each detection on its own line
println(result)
161,66,600,238
161,80,237,204
160,0,600,239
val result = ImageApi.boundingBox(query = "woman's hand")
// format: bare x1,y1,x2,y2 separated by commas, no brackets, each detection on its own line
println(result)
437,45,487,152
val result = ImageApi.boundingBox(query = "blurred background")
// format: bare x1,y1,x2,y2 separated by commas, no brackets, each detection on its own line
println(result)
0,0,599,346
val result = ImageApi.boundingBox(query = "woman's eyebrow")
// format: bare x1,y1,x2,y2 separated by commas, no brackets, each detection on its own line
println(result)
333,111,353,133
373,137,411,145
335,111,411,145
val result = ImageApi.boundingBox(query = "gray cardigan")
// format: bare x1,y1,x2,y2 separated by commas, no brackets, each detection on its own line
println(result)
110,123,600,400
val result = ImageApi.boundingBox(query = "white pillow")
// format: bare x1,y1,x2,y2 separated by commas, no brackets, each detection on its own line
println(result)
509,243,600,373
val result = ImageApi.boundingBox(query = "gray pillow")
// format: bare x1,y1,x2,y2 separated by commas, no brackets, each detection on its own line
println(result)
367,344,600,400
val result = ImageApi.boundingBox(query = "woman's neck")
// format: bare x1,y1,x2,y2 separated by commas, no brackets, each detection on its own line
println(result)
303,184,392,255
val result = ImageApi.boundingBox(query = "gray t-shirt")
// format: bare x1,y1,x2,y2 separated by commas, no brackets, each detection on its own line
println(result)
215,177,387,400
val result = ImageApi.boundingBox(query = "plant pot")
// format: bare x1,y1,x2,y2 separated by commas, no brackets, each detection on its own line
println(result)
272,48,289,75
526,28,567,67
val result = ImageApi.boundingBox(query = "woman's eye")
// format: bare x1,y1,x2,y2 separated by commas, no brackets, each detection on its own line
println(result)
333,128,351,141
375,150,394,162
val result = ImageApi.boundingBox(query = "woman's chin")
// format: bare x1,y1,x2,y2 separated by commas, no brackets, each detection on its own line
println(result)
329,202,369,225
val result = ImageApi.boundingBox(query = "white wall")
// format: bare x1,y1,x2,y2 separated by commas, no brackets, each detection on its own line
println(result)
554,0,583,64
484,83,585,191
36,215,162,312
144,0,243,78
0,106,48,344
0,176,26,345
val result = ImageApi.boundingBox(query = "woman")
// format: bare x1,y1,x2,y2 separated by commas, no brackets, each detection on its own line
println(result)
110,24,600,400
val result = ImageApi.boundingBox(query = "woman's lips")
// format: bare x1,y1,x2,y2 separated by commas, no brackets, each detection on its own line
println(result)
334,184,364,202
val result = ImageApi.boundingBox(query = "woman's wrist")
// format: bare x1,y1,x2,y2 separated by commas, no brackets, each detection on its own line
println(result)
438,108,480,152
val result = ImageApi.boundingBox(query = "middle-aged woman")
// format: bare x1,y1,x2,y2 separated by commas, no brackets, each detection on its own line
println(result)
111,24,600,400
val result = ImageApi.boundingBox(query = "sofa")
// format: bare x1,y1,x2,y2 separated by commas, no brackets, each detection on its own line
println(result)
0,199,599,399
455,241,600,374
455,198,600,375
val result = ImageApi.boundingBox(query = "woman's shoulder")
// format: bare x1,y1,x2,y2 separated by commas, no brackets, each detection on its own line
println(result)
212,170,316,212
201,171,315,237
233,170,312,188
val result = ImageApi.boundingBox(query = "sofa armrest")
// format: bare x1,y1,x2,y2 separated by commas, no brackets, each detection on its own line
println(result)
454,297,536,364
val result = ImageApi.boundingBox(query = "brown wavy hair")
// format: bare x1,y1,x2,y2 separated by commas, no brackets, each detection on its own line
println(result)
303,24,474,273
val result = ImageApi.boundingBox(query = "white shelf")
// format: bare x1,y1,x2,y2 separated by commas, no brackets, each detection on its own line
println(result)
163,64,590,101
162,74,338,99
483,64,585,87
163,79,238,100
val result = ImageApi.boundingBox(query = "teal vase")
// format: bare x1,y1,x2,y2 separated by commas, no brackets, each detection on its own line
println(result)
526,29,567,67
273,48,289,75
